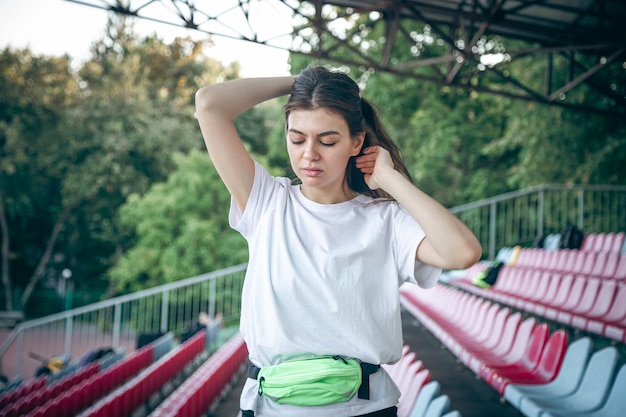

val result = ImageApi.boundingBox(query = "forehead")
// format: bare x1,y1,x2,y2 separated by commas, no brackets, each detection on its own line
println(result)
287,108,349,133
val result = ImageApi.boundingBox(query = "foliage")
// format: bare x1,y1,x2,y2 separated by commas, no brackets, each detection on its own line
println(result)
0,15,241,313
1,10,625,316
108,150,247,293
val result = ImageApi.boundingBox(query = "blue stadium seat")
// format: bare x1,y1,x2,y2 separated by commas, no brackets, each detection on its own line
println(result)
503,337,593,409
518,346,619,417
409,381,440,417
543,363,626,417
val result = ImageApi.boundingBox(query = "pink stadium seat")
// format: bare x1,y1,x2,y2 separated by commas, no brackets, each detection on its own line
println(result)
513,271,541,307
543,274,575,321
565,251,587,274
476,318,539,381
479,322,549,383
466,312,523,375
533,250,547,270
601,232,617,253
544,251,559,271
580,233,597,252
583,282,626,338
459,307,511,367
554,250,573,273
528,273,562,316
599,252,620,279
592,233,607,252
572,279,618,331
579,251,597,276
398,369,431,417
557,277,600,327
489,329,568,395
614,255,626,280
589,251,608,277
613,232,625,253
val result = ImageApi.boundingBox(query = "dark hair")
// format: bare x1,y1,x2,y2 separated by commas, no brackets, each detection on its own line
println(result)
285,65,412,199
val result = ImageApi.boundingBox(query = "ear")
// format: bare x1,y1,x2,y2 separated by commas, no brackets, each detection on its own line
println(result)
351,133,365,156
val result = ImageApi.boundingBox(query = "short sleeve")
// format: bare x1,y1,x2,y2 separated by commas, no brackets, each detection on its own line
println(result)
229,161,289,238
393,204,442,288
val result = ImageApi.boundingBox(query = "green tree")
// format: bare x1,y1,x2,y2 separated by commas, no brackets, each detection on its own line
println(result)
0,14,242,314
109,150,247,292
0,48,80,311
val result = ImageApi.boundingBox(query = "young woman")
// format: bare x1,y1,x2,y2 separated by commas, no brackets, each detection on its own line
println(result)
195,66,481,417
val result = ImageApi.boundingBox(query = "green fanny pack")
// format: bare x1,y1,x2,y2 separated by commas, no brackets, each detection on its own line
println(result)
249,355,380,407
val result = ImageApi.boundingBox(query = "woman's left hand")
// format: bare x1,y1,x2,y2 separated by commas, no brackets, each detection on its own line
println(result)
355,146,394,190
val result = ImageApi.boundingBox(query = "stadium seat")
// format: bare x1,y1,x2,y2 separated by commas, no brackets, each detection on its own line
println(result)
572,279,618,331
503,337,593,409
557,277,600,326
479,323,549,384
518,346,620,417
614,255,626,280
580,233,597,252
409,381,440,417
424,395,451,417
541,363,626,417
397,369,431,417
543,274,575,321
476,318,542,381
584,282,625,341
466,312,523,375
489,330,568,395
527,273,562,316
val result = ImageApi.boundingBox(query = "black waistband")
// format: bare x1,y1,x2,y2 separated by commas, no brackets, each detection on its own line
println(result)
248,360,381,400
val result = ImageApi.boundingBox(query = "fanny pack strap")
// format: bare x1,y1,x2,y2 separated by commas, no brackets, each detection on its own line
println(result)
247,359,380,400
358,362,380,400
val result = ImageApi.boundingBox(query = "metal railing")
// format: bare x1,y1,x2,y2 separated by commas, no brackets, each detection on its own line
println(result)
0,264,246,379
450,184,626,260
2,184,625,379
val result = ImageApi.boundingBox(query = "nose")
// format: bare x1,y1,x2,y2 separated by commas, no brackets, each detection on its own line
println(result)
303,142,319,161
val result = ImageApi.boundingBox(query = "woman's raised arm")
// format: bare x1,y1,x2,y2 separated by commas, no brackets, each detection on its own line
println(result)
195,76,295,211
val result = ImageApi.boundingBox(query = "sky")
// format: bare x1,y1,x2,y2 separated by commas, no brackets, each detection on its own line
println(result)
0,0,292,77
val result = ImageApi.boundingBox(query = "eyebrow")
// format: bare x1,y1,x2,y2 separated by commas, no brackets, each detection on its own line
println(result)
287,128,341,138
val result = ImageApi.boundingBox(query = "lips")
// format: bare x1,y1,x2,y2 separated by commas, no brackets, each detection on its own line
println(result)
302,167,323,177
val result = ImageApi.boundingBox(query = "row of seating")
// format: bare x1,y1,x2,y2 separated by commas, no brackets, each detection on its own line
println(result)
149,332,248,417
399,283,626,416
79,329,207,417
452,260,626,343
579,232,625,254
503,337,625,417
400,284,568,395
0,376,47,412
504,247,626,281
12,338,156,417
0,364,100,417
383,345,461,417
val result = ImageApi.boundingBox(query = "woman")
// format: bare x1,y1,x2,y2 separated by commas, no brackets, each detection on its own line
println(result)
195,65,481,417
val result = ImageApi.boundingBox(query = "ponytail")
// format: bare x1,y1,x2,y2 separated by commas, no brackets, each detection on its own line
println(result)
346,98,413,199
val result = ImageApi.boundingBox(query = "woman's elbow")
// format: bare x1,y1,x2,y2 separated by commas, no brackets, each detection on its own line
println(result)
195,86,217,113
452,241,483,270
439,240,482,270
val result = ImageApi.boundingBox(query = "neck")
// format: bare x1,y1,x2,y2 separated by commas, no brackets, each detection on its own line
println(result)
300,183,357,204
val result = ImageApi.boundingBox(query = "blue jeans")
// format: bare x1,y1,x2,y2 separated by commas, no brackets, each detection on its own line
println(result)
241,406,398,417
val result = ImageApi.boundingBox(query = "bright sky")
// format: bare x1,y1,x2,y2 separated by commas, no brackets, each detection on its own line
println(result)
0,0,292,77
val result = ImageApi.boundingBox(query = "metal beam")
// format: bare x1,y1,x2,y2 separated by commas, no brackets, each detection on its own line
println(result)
63,0,626,116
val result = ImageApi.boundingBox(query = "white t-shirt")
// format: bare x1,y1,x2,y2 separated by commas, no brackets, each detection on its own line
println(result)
229,161,441,416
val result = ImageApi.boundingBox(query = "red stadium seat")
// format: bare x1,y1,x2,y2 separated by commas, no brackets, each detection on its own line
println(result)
489,330,568,395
